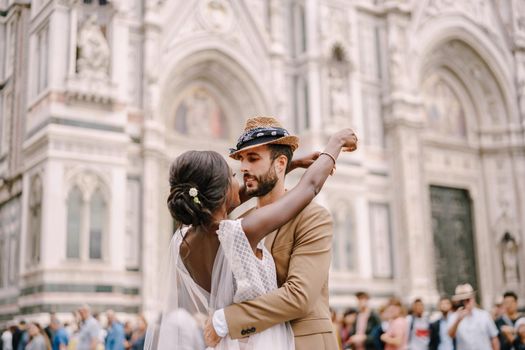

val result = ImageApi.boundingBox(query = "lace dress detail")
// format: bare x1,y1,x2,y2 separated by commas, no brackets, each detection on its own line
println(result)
216,219,277,303
144,220,294,350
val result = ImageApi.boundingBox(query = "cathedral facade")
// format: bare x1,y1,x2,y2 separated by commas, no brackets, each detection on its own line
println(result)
0,0,524,323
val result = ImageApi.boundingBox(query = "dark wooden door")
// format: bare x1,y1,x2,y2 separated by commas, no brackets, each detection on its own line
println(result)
430,186,478,298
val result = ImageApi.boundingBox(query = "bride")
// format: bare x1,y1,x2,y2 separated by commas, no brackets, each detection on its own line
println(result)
145,128,357,349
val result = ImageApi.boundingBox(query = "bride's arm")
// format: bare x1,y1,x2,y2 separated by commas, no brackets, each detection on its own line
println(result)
228,152,322,214
241,129,357,249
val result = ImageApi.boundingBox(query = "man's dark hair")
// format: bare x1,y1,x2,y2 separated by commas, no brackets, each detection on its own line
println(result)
343,308,358,317
504,291,518,301
413,298,423,304
355,291,369,299
439,295,451,302
268,144,293,172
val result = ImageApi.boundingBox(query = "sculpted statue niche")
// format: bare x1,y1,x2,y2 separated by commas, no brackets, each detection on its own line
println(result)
501,233,520,286
77,14,110,80
328,43,351,121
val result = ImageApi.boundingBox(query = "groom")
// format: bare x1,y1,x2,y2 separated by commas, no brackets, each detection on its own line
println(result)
204,116,343,349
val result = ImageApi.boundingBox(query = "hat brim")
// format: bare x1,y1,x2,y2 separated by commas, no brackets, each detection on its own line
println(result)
229,135,299,160
452,291,476,302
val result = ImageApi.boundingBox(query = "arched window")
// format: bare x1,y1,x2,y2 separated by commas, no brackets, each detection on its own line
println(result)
369,203,393,278
27,176,43,266
332,203,355,271
89,189,106,260
66,179,109,261
66,187,83,259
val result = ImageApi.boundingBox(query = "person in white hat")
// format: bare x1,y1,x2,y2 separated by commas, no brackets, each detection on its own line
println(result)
447,283,500,350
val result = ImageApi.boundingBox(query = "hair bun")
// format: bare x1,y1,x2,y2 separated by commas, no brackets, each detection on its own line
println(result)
167,184,206,226
167,151,231,228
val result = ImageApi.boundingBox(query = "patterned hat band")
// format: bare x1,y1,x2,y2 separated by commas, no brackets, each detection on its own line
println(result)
229,127,290,154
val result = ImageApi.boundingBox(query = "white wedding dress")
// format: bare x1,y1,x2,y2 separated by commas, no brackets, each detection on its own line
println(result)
145,219,294,350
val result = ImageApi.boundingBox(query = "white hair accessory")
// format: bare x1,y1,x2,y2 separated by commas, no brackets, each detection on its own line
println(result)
188,187,200,205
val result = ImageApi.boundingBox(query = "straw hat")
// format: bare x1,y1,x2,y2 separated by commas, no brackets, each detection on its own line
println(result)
229,116,299,159
452,283,476,301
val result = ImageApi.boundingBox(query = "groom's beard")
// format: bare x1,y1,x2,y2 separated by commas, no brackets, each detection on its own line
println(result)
244,164,279,197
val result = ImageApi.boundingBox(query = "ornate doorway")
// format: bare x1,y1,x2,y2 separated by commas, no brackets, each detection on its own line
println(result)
430,186,479,298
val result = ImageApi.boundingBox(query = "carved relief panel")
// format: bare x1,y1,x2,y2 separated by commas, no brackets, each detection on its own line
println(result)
422,73,467,139
173,86,228,139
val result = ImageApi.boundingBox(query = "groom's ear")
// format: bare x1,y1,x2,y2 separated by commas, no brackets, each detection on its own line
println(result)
274,155,287,174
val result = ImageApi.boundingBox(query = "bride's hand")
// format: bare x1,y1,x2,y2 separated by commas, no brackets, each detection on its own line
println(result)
332,128,358,152
204,317,222,347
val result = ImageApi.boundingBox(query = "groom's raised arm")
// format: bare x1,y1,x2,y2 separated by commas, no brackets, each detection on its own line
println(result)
223,204,333,338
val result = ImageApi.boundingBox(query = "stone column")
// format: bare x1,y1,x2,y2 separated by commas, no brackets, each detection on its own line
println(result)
513,47,525,296
383,5,438,301
304,0,323,150
269,0,286,118
141,0,165,319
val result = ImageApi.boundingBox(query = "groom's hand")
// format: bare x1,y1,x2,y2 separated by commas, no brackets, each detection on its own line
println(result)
204,317,222,347
288,151,321,173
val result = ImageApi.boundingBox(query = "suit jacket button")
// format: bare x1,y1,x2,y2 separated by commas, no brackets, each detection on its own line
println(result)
250,327,256,332
241,330,246,336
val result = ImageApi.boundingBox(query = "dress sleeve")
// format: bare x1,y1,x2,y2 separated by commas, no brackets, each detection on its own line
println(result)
216,219,267,303
223,204,333,339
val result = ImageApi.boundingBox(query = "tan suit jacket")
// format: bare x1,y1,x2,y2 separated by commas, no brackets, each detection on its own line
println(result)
224,202,338,350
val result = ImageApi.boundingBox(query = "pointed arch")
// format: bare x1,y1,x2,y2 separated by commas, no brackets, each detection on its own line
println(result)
159,48,270,150
410,16,517,127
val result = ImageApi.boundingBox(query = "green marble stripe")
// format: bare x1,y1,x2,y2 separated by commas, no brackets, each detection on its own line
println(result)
26,117,125,140
19,283,139,296
19,303,140,315
0,296,18,306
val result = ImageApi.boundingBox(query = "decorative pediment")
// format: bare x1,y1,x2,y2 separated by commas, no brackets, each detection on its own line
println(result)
162,0,270,65
414,0,510,49
423,0,498,29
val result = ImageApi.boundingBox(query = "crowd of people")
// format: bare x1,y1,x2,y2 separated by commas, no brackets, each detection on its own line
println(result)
332,284,524,350
0,283,523,350
0,306,147,350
